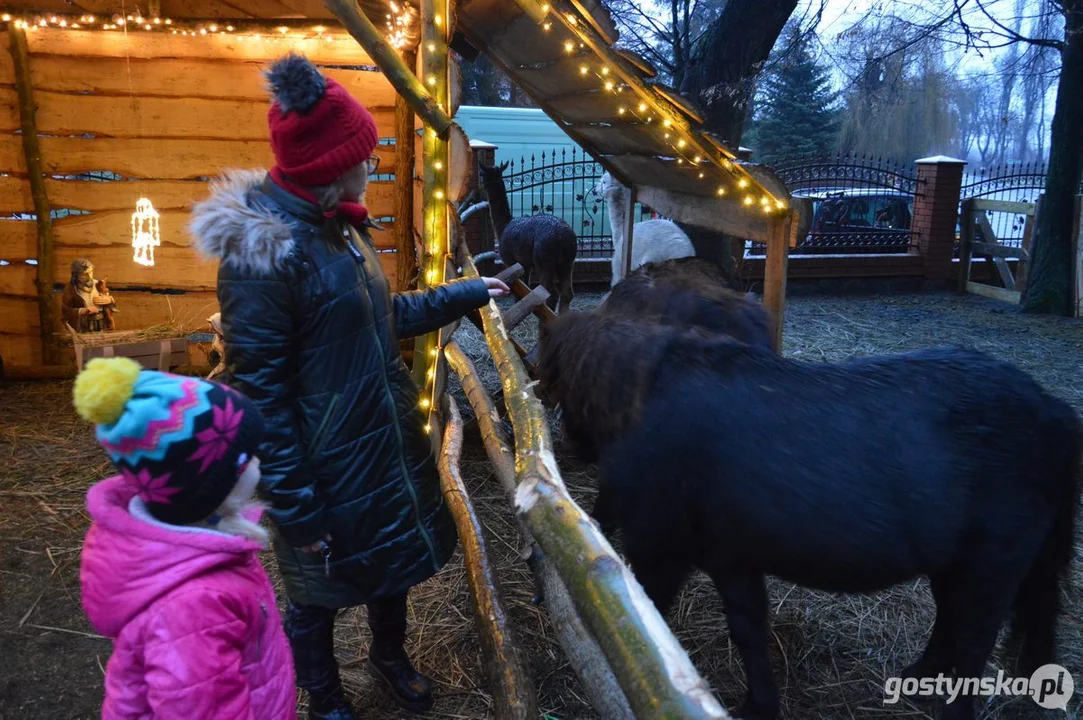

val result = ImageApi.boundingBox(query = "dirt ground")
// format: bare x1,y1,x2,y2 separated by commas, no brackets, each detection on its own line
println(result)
1,288,1081,719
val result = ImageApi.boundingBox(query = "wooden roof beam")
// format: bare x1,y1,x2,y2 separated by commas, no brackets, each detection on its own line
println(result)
505,0,783,207
323,0,453,134
457,25,635,188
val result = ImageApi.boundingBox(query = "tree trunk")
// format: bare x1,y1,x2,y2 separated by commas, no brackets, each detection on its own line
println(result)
1021,3,1083,315
678,0,799,145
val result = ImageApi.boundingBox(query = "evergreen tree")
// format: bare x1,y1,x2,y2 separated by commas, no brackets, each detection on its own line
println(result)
748,27,839,164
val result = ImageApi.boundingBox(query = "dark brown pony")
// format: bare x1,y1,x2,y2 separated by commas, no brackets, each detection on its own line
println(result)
535,310,1080,720
540,257,775,532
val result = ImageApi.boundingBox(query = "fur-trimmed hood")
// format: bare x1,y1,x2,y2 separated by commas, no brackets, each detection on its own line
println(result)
189,169,296,276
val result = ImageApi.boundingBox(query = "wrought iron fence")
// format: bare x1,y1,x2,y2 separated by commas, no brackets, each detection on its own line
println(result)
959,162,1048,249
746,153,920,256
501,147,651,259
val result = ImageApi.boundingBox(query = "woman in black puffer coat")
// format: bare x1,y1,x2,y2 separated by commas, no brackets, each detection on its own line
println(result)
190,54,508,720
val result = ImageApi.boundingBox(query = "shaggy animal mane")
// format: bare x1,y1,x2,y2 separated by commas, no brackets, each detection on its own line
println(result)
189,169,296,276
601,260,775,349
537,312,746,458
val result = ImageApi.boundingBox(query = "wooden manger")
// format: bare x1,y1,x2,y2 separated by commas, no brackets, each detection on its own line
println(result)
65,324,188,372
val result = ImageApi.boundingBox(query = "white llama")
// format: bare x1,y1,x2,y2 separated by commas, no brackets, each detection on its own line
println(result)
594,172,695,287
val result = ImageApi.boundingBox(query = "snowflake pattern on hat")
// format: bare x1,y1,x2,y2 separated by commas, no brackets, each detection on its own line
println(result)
189,397,246,474
124,468,182,505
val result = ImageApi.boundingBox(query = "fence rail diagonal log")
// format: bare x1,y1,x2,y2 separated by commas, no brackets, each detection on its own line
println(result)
460,253,731,719
444,340,635,718
436,396,538,720
501,284,550,331
8,25,58,365
975,212,1016,289
322,0,452,134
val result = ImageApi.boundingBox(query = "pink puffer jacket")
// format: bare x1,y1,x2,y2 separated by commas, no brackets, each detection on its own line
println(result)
80,475,296,719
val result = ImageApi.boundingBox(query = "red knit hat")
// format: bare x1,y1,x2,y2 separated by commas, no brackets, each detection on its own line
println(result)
265,53,380,187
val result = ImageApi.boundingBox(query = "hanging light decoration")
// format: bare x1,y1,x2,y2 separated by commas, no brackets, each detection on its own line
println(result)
131,198,160,266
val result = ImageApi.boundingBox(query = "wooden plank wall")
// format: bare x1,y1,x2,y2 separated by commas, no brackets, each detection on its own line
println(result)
0,29,403,367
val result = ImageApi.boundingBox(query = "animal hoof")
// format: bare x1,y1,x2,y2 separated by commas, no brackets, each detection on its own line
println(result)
900,658,946,681
734,697,777,720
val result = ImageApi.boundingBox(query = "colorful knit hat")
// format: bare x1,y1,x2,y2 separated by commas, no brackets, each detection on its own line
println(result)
265,52,379,187
73,357,265,526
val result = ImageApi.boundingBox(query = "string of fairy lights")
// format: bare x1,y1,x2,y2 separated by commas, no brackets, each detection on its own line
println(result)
1,10,414,50
535,1,785,212
416,0,450,436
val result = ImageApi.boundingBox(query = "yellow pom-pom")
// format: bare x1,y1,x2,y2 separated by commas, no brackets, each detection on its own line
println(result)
73,357,143,426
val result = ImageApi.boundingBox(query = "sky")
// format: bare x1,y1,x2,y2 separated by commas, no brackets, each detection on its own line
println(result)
807,0,1062,78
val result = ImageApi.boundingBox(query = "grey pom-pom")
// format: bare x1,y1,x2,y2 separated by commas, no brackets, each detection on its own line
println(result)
265,53,327,114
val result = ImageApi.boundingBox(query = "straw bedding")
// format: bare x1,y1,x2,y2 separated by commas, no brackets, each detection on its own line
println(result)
1,289,1080,719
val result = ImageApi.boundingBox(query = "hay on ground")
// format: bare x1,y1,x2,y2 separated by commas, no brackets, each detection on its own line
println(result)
2,289,1081,719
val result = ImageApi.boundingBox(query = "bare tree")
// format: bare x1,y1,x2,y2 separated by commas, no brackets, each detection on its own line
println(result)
601,0,823,144
835,13,963,162
830,0,1078,315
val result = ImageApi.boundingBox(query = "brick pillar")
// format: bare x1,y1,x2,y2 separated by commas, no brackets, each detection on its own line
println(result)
912,155,966,285
463,140,497,258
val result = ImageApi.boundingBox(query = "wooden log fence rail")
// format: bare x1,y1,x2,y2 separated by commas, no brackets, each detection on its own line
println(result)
458,252,731,719
444,340,635,718
436,396,538,720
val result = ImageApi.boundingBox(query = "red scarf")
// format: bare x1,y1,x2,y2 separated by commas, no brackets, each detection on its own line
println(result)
269,166,370,230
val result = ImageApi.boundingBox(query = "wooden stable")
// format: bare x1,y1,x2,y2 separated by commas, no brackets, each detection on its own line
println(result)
0,5,417,372
0,1,805,717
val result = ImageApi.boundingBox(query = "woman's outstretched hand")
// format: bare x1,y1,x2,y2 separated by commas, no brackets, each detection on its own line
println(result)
483,277,511,298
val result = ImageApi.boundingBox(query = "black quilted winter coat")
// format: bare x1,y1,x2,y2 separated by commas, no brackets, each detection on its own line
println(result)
191,170,491,608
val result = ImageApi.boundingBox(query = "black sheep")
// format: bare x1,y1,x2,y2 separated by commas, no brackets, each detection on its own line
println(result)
478,161,577,313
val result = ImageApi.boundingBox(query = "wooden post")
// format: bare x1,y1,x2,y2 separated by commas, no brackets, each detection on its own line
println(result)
411,0,452,423
322,0,452,134
8,25,59,366
1016,194,1041,296
620,185,637,282
395,49,418,292
762,215,789,354
956,198,975,294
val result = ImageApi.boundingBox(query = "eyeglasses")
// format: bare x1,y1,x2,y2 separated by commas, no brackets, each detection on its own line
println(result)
365,155,380,175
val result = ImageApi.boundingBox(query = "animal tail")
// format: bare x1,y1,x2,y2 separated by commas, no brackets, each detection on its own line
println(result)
1007,430,1080,674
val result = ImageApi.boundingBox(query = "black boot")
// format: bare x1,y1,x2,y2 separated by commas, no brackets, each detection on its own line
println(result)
284,600,360,720
307,685,360,720
366,593,434,713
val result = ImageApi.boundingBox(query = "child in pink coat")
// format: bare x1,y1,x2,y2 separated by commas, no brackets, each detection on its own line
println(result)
74,356,297,719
